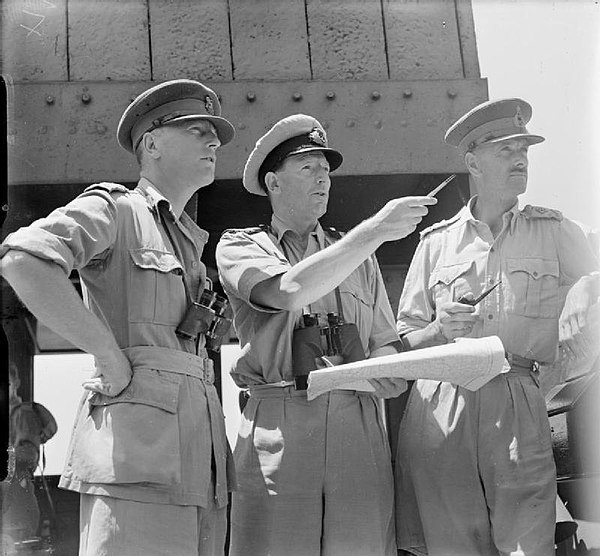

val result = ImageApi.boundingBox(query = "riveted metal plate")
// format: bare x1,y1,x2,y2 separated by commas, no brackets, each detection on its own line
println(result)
8,79,487,185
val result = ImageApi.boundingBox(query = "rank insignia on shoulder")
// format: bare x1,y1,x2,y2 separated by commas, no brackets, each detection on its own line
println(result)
84,182,130,194
420,213,460,238
221,225,269,237
522,205,563,220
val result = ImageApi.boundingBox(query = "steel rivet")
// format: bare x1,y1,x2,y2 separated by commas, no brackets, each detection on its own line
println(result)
45,95,55,105
447,88,457,98
292,92,303,102
371,91,381,101
326,91,336,100
403,89,413,98
81,93,91,104
246,92,256,102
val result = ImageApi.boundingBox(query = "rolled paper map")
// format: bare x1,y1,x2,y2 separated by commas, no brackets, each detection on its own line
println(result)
306,335,509,401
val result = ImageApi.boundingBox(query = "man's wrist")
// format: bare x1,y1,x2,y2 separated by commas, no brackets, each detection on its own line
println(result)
428,320,448,344
350,216,387,248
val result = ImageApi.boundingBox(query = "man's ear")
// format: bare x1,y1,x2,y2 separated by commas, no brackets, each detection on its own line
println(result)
464,151,481,177
141,131,161,160
264,171,280,195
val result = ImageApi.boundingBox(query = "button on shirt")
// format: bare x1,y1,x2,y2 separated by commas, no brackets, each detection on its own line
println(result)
1,178,231,507
1,178,207,353
397,198,599,364
216,215,399,387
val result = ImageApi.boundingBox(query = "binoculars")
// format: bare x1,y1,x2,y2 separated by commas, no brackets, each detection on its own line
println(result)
291,312,365,390
176,289,232,352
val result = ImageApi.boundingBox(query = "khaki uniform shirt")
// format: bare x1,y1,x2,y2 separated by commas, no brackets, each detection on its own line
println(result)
397,198,599,363
1,178,232,507
216,215,399,387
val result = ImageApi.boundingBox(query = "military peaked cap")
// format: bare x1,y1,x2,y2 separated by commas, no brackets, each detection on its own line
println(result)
243,114,343,196
445,98,545,153
117,79,235,153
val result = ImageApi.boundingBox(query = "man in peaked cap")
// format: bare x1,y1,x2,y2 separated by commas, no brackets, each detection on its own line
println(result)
1,79,236,555
216,114,436,555
393,98,600,555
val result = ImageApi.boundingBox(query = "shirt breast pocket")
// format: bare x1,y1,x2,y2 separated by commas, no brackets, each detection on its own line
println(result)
338,275,374,319
128,248,187,324
429,260,477,305
505,258,560,318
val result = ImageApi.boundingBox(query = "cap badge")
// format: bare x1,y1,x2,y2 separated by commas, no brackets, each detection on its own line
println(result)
308,127,326,146
204,95,215,116
513,106,525,128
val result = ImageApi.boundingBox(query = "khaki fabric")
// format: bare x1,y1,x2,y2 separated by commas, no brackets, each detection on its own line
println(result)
229,388,396,556
79,493,227,556
394,198,599,555
2,179,233,506
217,215,399,387
396,373,556,556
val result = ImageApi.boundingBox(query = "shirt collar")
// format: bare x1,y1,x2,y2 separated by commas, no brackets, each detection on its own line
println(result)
463,195,520,226
269,214,325,247
137,177,174,216
136,177,209,243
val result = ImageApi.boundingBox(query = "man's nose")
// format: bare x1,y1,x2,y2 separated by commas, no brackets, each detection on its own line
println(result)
208,132,221,150
514,152,528,168
316,168,330,183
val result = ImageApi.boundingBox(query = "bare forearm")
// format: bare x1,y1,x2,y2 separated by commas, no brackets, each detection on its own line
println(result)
2,251,120,357
274,222,383,309
252,195,436,310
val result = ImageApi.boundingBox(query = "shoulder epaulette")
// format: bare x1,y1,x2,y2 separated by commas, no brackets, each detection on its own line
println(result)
419,213,461,239
84,182,130,195
522,205,563,221
221,225,270,237
324,226,344,239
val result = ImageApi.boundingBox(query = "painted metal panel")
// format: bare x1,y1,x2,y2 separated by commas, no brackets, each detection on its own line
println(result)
1,0,67,81
229,0,310,80
68,0,150,81
307,0,388,80
8,82,139,185
384,0,464,79
149,0,233,81
8,79,487,185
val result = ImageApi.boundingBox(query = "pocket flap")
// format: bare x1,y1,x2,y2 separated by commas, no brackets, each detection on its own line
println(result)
429,260,474,288
90,370,179,413
129,248,183,274
506,258,559,280
339,283,374,306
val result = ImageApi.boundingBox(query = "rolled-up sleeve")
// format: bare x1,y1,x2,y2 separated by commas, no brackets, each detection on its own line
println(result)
396,237,437,337
216,230,291,312
1,190,118,275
